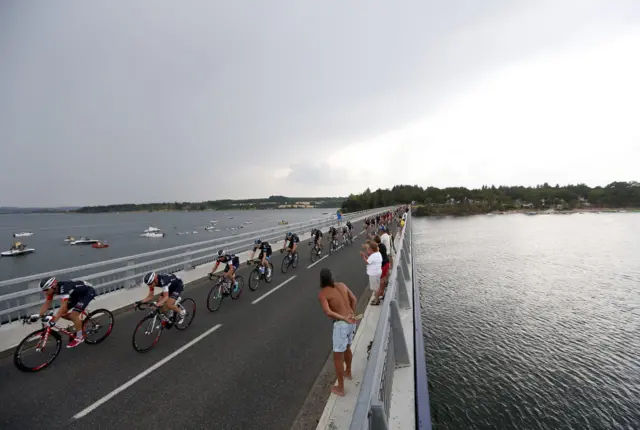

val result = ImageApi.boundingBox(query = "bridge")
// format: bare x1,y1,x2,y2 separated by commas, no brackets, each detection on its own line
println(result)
0,208,431,429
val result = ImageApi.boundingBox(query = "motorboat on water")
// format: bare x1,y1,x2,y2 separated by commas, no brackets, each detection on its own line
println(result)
13,232,34,238
278,221,289,225
1,242,35,257
141,232,165,238
70,237,100,245
227,217,234,219
209,220,218,224
204,226,215,231
64,236,75,242
244,221,252,224
143,226,161,233
92,241,109,249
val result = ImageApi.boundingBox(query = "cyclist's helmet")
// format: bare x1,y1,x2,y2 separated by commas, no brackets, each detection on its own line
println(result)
254,239,262,245
286,232,292,237
143,272,157,286
217,249,225,257
39,277,56,291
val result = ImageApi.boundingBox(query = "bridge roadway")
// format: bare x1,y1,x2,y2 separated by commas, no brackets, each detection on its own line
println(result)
0,220,374,430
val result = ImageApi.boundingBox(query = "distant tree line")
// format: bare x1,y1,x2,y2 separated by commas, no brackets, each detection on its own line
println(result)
341,182,640,215
74,195,345,213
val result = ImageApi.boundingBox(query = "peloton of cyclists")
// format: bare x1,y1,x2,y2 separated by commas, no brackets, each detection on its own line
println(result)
33,277,97,348
210,250,241,293
138,271,187,325
249,239,273,277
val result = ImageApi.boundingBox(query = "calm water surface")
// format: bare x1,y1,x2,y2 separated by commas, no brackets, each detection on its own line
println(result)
0,209,337,281
415,213,640,429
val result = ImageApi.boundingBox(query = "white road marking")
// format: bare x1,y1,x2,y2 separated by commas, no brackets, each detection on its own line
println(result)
72,323,223,420
307,255,328,269
251,276,297,305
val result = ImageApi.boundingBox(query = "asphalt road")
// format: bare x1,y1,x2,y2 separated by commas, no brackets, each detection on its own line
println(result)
0,220,374,430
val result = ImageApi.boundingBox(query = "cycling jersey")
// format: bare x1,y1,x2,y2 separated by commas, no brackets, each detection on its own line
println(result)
218,253,240,271
150,274,184,299
50,280,96,312
346,222,353,230
255,242,272,259
286,234,299,248
314,230,323,239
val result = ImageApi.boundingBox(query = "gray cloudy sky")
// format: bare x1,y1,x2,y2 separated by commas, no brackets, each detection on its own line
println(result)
1,0,639,206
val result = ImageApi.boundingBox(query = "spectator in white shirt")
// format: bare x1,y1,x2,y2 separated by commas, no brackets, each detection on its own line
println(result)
361,241,382,302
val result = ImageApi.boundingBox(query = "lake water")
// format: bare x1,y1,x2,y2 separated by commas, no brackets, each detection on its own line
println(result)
0,208,337,281
414,213,640,429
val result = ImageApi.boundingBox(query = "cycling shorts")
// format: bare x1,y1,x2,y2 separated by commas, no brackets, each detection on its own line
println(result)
258,252,271,261
68,287,96,313
168,280,184,300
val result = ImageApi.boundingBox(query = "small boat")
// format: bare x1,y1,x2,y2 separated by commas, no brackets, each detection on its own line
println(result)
322,212,329,215
143,226,161,233
1,242,35,257
244,221,252,224
64,236,75,242
141,232,164,238
92,241,109,249
204,226,215,231
209,220,218,224
278,221,289,225
70,237,100,245
191,231,198,234
13,232,34,237
228,217,234,219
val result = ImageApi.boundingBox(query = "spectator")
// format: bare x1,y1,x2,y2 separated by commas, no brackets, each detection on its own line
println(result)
379,226,393,267
317,268,357,397
371,235,390,305
361,241,382,303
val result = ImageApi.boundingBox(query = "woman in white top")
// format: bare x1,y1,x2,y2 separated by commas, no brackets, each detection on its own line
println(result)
361,241,382,300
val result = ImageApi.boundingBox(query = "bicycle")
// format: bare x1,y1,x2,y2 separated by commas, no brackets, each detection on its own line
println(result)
280,248,299,273
248,258,274,291
206,273,244,312
310,241,324,262
341,232,351,247
131,298,196,353
14,308,114,372
328,236,340,255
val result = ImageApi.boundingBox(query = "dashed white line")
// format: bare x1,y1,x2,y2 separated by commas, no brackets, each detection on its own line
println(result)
307,255,328,269
251,276,297,305
72,323,223,420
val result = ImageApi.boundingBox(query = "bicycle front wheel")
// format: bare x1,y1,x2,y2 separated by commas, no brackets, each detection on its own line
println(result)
291,252,299,268
207,284,224,312
175,298,196,330
281,255,290,273
310,247,318,262
132,314,163,353
83,309,114,345
14,328,62,372
249,268,261,291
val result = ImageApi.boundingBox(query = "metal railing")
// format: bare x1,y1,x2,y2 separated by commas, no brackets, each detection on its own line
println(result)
0,207,393,325
350,211,432,430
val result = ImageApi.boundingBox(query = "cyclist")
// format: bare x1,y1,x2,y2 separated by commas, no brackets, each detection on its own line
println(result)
346,220,353,240
33,277,97,348
328,226,339,248
249,239,272,277
341,224,349,243
281,231,299,258
211,250,240,293
312,228,324,254
139,272,187,325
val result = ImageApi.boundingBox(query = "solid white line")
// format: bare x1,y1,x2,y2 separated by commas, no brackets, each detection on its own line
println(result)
72,323,223,420
251,276,297,305
307,255,328,269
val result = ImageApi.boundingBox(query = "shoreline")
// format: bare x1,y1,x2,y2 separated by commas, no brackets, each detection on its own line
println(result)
415,207,640,217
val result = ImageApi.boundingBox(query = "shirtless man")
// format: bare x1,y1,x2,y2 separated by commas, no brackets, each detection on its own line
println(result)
317,268,357,396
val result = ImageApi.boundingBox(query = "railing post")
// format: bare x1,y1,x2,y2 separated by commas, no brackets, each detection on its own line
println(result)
125,260,137,289
370,402,390,430
183,248,193,271
390,299,411,367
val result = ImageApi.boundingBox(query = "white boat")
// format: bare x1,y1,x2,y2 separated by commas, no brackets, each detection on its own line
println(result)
143,226,160,233
70,237,100,245
244,221,252,224
141,232,164,238
204,226,215,231
64,236,75,242
1,247,35,257
13,232,34,237
209,220,218,224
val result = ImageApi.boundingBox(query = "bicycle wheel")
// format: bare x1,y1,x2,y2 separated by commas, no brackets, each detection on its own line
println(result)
329,242,334,255
14,328,62,372
310,247,318,262
83,309,114,345
175,298,196,330
231,276,244,300
281,255,290,273
249,268,261,291
207,283,224,312
291,252,299,268
132,314,163,353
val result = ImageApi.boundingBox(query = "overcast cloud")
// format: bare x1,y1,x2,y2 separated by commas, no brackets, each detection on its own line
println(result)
1,0,639,206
